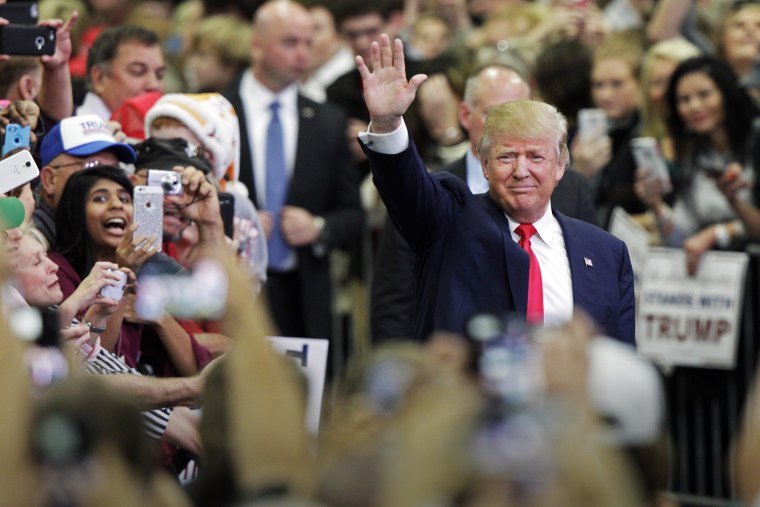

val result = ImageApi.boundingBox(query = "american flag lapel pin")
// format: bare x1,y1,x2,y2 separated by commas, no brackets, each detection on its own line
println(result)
584,257,593,267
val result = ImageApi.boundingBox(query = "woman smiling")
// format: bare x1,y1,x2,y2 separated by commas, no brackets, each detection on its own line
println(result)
50,165,210,376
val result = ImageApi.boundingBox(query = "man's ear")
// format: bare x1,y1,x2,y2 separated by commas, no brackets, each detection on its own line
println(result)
90,65,107,95
17,75,37,100
481,159,490,181
250,36,262,70
458,101,471,132
39,167,57,199
554,160,567,186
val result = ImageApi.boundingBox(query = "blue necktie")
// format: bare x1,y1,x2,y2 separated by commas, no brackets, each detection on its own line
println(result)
265,101,291,270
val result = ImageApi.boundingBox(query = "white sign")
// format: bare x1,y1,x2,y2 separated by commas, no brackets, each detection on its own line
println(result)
636,248,749,369
608,206,650,293
267,336,329,435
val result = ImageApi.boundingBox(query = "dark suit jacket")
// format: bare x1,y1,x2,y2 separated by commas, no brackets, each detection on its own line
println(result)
367,141,635,345
371,154,599,342
224,73,364,337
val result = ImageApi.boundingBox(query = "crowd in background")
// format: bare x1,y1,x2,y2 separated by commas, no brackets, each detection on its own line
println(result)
1,0,760,505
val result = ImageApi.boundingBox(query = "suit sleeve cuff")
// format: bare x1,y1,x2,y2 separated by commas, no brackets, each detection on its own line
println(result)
358,119,409,155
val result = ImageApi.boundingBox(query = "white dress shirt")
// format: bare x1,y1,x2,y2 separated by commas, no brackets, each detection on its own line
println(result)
506,208,573,327
239,70,300,209
76,92,112,122
361,120,574,327
466,149,490,195
300,46,355,103
240,70,300,270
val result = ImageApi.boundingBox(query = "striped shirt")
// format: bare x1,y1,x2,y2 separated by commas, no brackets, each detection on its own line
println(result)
83,342,172,440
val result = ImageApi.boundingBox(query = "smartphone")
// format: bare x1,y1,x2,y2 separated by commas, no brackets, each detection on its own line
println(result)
577,108,608,139
133,186,163,251
0,149,39,194
630,137,672,192
0,2,38,24
218,191,235,238
2,123,31,157
99,269,127,302
0,24,55,56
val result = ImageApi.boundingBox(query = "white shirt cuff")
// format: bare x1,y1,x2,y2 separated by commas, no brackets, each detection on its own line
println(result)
358,119,409,155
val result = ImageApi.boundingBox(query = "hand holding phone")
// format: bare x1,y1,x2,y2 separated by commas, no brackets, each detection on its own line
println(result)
99,269,127,302
218,192,235,238
2,123,31,157
577,108,608,140
630,137,672,192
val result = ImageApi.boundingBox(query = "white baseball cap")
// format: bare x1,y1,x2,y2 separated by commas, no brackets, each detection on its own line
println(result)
40,114,136,167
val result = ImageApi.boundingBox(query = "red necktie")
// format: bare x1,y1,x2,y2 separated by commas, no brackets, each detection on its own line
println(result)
515,224,544,324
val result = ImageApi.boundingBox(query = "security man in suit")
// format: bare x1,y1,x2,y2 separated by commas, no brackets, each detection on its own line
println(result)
359,35,635,344
223,0,364,343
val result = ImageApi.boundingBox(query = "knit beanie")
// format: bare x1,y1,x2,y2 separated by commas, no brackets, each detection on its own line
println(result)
145,93,241,185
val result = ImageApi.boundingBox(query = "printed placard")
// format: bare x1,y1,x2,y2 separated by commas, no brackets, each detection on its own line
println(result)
636,248,748,369
608,206,650,292
268,336,329,434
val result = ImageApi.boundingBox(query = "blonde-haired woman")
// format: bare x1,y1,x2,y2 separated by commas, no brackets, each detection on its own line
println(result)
639,38,702,161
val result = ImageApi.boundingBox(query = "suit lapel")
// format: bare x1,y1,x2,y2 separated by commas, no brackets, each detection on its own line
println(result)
225,73,258,206
291,95,317,202
479,195,529,314
556,211,598,318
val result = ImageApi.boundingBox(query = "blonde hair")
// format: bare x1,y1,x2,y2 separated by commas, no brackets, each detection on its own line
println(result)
189,15,253,69
592,31,645,78
21,223,49,251
477,99,569,169
639,38,701,140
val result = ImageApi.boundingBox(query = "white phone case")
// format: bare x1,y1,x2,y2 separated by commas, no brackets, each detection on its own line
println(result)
100,269,127,301
133,186,163,251
630,137,672,191
0,149,39,194
577,108,608,139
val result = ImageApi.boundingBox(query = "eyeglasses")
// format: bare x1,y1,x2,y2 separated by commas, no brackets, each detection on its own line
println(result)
48,160,102,171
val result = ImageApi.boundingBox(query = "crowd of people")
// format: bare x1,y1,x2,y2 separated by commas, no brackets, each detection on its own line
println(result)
2,0,760,505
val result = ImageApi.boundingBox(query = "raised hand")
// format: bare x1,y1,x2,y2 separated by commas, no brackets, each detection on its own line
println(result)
633,167,668,210
39,11,78,69
356,34,428,134
116,223,159,273
716,162,751,204
63,261,122,312
166,166,224,244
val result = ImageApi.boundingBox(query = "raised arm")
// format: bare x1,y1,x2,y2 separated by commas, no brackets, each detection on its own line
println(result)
356,34,428,134
38,12,78,121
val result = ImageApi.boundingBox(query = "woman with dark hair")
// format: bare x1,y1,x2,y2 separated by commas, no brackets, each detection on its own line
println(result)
54,165,142,281
50,165,149,367
635,55,760,273
49,165,210,376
